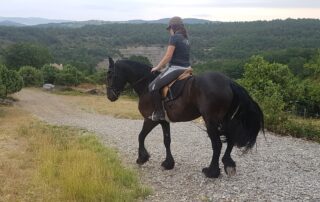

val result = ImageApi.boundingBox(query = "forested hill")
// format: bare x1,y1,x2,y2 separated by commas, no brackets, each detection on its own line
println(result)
0,18,320,72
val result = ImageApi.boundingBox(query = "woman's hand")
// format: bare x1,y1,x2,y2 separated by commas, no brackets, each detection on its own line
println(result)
151,66,160,72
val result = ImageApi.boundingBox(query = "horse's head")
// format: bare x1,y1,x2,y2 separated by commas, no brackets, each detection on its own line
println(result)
106,57,126,101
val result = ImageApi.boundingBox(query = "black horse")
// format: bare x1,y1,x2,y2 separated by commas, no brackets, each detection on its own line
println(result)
106,57,264,178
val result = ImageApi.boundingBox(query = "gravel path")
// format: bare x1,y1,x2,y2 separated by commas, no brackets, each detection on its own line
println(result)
15,89,320,202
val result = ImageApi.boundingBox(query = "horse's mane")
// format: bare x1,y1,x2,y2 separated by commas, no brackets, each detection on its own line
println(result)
115,59,159,81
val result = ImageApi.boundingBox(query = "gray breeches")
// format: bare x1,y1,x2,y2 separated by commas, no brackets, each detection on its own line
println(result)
149,66,190,92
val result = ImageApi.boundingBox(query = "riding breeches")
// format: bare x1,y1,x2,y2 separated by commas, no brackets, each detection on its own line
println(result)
149,66,190,92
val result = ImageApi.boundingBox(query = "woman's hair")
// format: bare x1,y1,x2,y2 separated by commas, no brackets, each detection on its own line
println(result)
170,24,188,39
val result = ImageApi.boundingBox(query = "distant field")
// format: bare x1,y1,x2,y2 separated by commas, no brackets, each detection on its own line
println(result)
0,106,150,201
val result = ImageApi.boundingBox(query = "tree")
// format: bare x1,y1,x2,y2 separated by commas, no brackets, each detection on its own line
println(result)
19,66,43,87
0,64,23,97
4,43,52,70
304,49,320,78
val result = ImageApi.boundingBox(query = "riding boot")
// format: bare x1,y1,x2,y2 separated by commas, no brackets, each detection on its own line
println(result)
149,90,165,121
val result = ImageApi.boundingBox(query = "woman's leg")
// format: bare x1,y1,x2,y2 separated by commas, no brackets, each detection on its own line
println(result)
148,67,188,121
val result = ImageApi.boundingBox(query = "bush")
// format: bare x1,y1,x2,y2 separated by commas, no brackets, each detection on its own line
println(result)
0,64,23,97
19,66,43,87
238,56,289,127
41,64,59,84
56,64,84,86
87,69,107,84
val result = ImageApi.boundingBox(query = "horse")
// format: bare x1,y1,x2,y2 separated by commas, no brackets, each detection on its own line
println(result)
106,57,264,178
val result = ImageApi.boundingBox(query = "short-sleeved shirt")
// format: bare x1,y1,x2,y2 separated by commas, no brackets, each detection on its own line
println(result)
168,33,190,67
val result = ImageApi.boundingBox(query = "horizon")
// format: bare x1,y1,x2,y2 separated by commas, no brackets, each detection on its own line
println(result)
1,16,320,24
1,0,320,22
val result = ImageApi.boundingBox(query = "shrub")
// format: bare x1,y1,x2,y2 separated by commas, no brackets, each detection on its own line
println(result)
41,64,59,84
19,66,43,87
0,64,23,97
6,70,23,95
56,64,84,86
87,69,107,84
238,56,289,127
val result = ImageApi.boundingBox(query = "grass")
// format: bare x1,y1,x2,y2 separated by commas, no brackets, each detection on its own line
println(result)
0,106,150,201
284,115,320,142
59,93,141,120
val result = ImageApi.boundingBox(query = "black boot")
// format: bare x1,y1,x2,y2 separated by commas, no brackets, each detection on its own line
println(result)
149,90,165,121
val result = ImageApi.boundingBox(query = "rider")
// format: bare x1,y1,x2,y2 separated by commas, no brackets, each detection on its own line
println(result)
149,16,191,121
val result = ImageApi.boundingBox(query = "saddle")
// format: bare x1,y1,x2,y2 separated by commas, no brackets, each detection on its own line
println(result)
162,67,193,102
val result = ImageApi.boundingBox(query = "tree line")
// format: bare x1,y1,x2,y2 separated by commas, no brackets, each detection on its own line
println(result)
1,19,320,74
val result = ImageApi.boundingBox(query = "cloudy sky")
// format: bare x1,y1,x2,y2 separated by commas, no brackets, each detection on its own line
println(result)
1,0,320,21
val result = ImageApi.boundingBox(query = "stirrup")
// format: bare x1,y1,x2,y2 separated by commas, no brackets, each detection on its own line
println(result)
148,111,165,121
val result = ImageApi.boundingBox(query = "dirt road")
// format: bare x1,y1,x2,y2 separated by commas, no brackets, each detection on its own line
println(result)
15,89,320,201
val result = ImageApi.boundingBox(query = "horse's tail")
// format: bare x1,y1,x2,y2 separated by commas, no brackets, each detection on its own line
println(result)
225,81,264,150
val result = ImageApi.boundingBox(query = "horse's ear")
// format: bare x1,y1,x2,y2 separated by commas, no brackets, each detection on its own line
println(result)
108,57,114,69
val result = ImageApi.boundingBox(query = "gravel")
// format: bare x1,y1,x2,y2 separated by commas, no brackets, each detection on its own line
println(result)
15,89,320,202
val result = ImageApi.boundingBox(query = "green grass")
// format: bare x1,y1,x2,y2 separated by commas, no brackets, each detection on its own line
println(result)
18,122,151,201
267,114,320,143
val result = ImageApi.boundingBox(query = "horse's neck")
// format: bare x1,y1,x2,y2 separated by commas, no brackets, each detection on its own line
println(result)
128,70,152,96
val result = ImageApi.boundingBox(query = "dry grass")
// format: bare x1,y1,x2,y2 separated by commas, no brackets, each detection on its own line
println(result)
289,115,320,130
0,106,150,201
0,107,37,201
61,94,142,120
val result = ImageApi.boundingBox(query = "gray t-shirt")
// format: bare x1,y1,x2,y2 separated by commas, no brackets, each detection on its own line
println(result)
168,33,190,67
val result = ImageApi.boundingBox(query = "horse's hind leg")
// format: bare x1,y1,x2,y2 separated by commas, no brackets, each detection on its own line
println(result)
160,121,175,170
222,141,236,177
202,122,222,178
136,119,158,165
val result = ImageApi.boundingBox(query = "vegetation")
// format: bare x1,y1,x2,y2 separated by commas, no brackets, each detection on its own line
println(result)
3,43,52,70
19,66,43,87
1,19,320,74
129,55,152,66
55,64,85,86
0,106,150,201
59,93,141,119
41,64,59,84
0,64,23,97
239,56,320,141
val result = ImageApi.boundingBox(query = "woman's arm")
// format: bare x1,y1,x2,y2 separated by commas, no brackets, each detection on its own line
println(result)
151,45,175,72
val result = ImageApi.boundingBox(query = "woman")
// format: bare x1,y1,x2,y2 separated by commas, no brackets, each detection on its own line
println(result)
149,16,191,121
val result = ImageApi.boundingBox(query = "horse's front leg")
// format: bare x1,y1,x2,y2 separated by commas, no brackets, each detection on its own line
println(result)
202,121,222,178
136,119,159,165
160,121,175,170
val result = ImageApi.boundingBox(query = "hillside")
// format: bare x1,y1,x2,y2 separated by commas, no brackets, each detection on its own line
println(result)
0,18,320,73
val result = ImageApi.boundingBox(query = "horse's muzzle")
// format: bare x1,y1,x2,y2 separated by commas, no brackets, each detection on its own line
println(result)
107,87,119,102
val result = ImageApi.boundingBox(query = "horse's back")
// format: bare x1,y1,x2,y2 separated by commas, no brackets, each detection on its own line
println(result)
195,72,233,97
193,72,234,120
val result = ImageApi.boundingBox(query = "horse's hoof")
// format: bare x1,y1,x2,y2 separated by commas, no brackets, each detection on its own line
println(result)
136,154,150,165
161,159,175,170
202,167,220,178
225,166,236,177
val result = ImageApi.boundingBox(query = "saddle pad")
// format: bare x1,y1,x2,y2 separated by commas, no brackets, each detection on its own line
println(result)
162,67,193,98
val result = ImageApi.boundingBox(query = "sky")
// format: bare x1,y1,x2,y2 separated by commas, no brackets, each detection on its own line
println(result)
1,0,320,22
